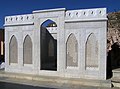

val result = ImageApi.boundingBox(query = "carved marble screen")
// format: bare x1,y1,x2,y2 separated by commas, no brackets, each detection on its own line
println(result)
85,33,98,68
66,33,78,67
23,35,32,64
9,35,18,64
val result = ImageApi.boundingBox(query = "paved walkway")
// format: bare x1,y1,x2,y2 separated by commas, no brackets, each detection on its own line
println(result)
0,78,118,89
0,70,118,89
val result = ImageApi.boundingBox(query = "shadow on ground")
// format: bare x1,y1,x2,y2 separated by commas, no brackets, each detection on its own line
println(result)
0,81,55,89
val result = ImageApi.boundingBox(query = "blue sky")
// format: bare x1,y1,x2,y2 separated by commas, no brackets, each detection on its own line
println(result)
0,0,120,28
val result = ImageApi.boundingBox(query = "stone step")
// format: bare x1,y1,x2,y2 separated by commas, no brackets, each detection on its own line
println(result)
112,68,120,87
112,78,120,88
0,70,112,88
112,82,120,88
112,68,120,78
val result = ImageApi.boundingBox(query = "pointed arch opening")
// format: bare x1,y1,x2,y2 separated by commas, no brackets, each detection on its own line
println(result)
40,19,57,71
66,33,78,67
9,35,18,64
85,33,98,69
23,35,32,64
41,19,57,27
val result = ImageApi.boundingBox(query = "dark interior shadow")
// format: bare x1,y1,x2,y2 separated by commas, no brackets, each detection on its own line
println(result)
41,27,57,71
111,42,120,70
107,49,112,79
107,42,120,79
0,81,56,89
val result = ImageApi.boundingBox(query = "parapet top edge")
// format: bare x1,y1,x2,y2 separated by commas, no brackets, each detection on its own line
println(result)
5,14,34,23
66,8,106,12
65,8,107,19
33,8,66,13
5,14,33,18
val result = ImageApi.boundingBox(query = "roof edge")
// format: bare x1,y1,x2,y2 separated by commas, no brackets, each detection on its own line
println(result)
33,8,66,13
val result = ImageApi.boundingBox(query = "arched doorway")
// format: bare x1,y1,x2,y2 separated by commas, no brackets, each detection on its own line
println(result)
40,19,57,71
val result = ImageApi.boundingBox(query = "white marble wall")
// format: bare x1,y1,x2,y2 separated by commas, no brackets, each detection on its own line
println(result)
5,8,107,80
